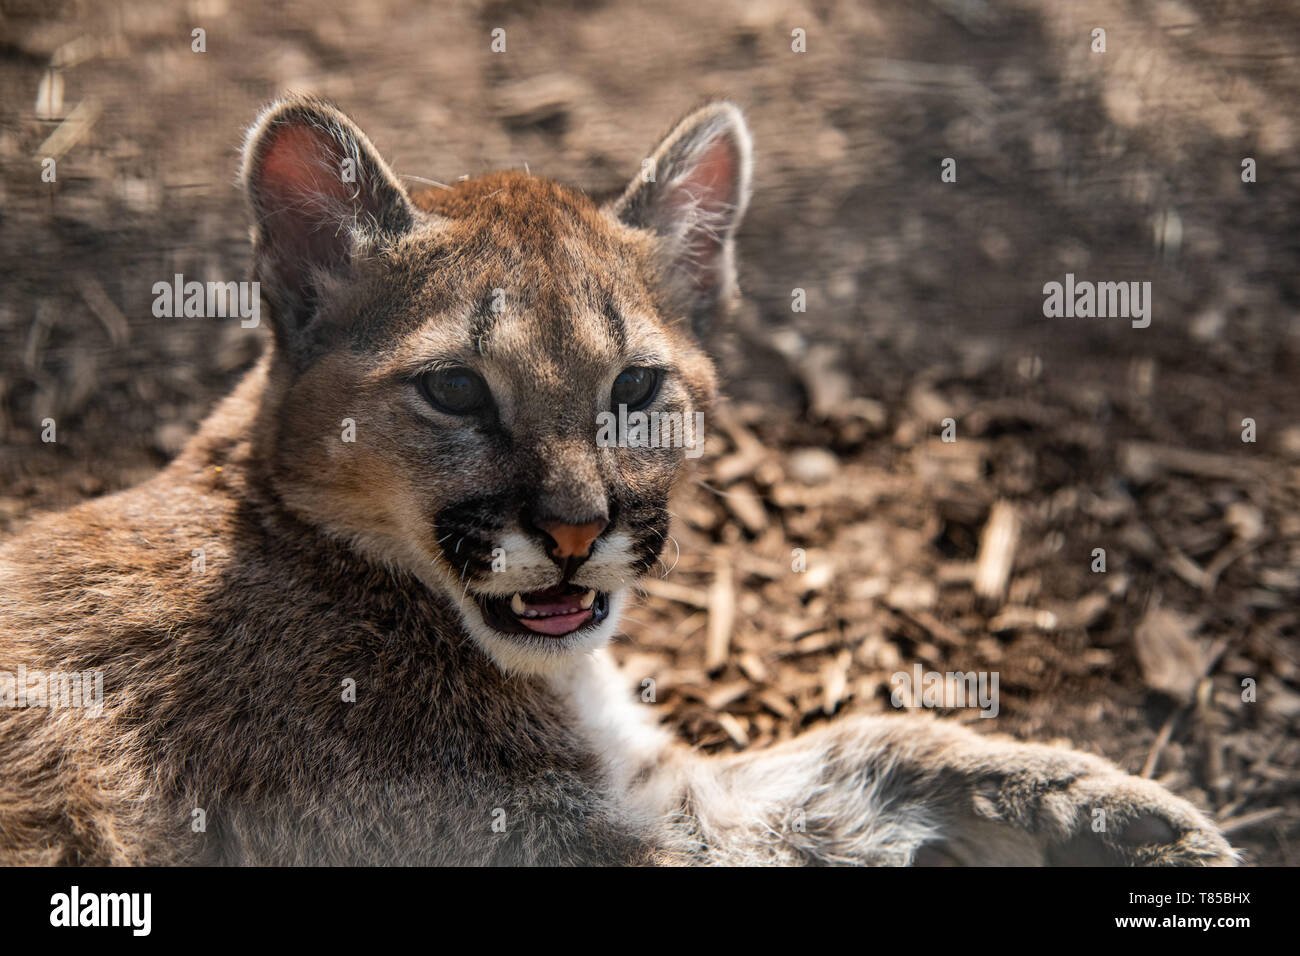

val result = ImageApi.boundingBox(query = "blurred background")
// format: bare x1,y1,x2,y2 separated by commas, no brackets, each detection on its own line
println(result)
1,0,1297,863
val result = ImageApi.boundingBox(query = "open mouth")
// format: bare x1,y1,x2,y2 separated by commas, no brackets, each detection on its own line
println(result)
475,584,610,637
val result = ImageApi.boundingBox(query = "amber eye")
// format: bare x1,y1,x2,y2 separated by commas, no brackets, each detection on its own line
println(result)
419,367,490,415
610,367,661,411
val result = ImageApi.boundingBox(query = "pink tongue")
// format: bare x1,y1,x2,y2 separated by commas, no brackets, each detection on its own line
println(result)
519,608,593,636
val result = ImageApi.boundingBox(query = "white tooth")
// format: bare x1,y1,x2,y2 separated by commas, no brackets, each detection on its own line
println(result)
510,592,526,615
579,589,597,610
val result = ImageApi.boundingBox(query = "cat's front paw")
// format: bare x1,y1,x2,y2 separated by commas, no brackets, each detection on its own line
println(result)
1034,768,1238,866
957,746,1239,866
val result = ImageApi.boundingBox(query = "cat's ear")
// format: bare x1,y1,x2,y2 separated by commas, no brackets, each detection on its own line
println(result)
241,94,415,345
609,102,752,336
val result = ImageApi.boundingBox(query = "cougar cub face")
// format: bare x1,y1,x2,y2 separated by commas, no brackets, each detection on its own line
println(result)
240,96,751,675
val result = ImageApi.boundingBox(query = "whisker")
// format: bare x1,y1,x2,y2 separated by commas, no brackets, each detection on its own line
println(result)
658,535,681,576
400,173,452,190
693,477,745,499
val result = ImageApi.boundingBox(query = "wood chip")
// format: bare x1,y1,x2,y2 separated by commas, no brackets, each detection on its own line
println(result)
822,648,852,715
796,345,855,419
723,487,768,535
936,561,976,585
787,447,839,485
774,631,841,658
711,407,769,483
34,96,100,161
712,446,766,484
1134,604,1207,703
737,651,769,684
1061,592,1110,629
1120,441,1265,483
638,577,710,608
704,680,751,711
974,499,1019,613
1166,548,1207,590
757,690,795,719
888,607,965,648
715,712,750,747
1217,807,1285,836
885,576,937,612
988,606,1058,633
704,554,735,673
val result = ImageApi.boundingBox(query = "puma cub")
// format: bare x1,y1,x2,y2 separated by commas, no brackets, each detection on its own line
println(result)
0,96,1235,865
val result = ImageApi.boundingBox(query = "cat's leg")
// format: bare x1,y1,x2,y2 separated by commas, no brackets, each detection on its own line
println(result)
675,714,1236,866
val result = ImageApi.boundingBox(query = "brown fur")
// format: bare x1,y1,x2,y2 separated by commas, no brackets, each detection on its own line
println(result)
0,363,654,864
0,95,741,865
0,96,1235,866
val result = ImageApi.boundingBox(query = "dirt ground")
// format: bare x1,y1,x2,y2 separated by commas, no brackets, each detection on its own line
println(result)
1,0,1297,864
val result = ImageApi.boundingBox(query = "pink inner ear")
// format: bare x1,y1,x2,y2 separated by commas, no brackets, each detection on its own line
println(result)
253,124,366,286
671,136,739,288
258,125,352,211
669,135,737,216
687,137,738,207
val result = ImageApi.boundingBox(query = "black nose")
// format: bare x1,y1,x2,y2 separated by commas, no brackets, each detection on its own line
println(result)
529,513,608,577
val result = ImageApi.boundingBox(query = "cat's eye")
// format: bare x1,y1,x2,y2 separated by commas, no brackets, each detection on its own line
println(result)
419,367,490,415
611,367,661,411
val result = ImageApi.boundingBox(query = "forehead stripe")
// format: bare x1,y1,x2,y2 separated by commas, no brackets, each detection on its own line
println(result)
468,294,500,353
602,299,627,351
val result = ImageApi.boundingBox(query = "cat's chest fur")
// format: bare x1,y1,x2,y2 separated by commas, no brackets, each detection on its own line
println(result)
166,507,657,864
